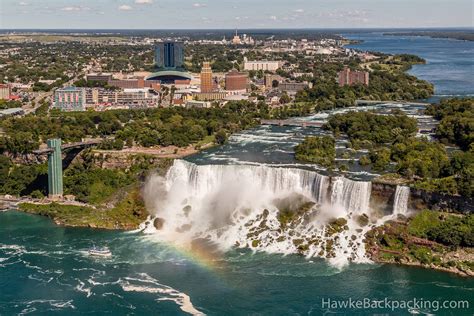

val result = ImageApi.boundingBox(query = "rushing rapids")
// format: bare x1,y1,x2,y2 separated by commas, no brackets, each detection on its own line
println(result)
143,160,410,267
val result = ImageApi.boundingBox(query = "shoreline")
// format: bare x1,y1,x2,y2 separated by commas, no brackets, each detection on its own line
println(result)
383,31,474,42
375,259,474,278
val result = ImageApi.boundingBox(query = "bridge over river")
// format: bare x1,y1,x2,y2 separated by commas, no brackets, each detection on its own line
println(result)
260,119,324,128
31,138,102,198
32,139,102,155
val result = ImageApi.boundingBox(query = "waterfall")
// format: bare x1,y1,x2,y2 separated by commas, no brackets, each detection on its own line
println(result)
144,160,375,266
393,186,410,216
330,177,371,214
166,160,330,204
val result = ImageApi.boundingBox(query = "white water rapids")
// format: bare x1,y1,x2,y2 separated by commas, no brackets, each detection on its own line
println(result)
142,160,410,268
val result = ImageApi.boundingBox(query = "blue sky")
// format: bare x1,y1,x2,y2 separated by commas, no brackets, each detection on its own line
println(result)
1,0,473,29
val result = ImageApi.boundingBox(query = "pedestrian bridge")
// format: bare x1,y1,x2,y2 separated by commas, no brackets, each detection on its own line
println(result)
260,119,324,128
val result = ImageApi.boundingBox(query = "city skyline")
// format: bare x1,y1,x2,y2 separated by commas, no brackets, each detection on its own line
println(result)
1,0,473,29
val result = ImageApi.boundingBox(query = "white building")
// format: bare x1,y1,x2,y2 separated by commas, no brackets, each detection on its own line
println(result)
243,58,282,72
185,100,212,108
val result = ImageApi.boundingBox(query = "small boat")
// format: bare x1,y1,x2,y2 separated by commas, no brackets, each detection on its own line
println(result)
88,246,112,257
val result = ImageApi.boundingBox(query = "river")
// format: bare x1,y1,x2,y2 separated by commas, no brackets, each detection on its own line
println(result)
1,33,473,315
343,32,474,99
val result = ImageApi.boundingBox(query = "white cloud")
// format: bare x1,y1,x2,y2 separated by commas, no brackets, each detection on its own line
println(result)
294,9,304,13
135,0,153,4
118,5,133,10
193,3,207,8
269,15,277,21
19,1,28,5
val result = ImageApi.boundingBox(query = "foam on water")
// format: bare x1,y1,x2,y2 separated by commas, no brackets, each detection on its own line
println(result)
119,273,205,316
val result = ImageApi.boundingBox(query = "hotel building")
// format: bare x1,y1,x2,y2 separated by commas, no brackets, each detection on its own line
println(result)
338,68,369,86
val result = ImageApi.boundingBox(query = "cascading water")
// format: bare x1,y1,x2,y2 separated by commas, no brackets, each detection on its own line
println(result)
393,186,410,216
143,160,376,267
330,177,371,214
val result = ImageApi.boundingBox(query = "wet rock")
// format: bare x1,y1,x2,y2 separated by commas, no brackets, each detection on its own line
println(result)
176,224,192,233
153,217,165,230
182,205,192,217
356,214,370,227
293,239,304,246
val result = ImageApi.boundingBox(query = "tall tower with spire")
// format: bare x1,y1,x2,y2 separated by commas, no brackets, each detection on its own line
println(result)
232,29,241,45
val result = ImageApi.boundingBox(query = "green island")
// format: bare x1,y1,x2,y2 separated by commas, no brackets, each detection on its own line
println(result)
292,98,473,197
294,136,335,167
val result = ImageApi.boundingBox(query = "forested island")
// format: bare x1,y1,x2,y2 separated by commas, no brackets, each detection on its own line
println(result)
295,98,473,197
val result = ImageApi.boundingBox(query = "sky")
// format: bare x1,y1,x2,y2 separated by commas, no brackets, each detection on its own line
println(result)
1,0,473,29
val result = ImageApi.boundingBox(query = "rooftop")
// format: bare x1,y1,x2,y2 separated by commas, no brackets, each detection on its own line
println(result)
145,70,193,81
0,107,24,117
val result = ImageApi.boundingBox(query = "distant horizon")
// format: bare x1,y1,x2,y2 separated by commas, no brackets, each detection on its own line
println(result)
1,26,473,31
1,0,472,29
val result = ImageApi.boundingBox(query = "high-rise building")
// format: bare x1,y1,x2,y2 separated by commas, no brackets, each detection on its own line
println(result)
155,42,184,70
53,87,86,111
0,84,11,100
225,70,248,92
338,67,369,86
47,138,63,198
200,62,213,93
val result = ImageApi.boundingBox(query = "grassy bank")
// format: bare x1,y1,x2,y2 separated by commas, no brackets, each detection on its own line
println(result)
16,154,175,230
365,211,474,277
19,186,147,230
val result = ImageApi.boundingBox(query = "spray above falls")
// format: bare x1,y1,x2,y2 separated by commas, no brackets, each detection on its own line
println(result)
143,160,408,267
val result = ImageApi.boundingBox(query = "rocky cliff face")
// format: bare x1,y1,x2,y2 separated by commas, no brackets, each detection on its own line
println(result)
369,182,397,216
370,182,473,214
409,188,473,214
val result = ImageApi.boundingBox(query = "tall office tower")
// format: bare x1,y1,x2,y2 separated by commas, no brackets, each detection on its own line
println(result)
200,61,213,93
155,41,184,69
47,138,63,198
